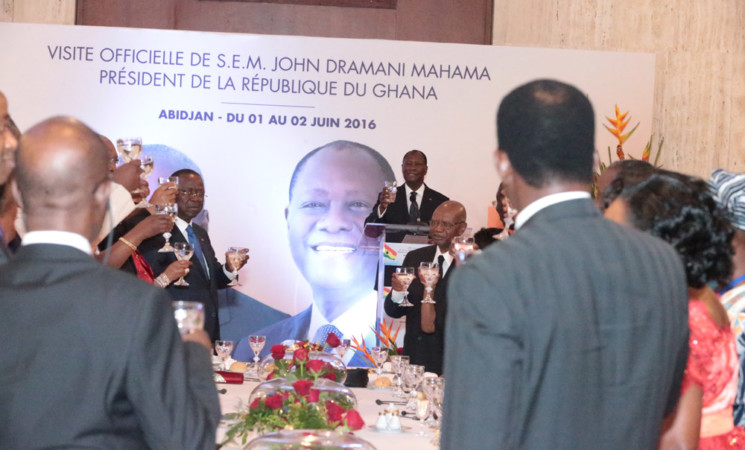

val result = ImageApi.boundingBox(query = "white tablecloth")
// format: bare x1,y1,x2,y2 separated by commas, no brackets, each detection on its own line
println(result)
216,380,436,449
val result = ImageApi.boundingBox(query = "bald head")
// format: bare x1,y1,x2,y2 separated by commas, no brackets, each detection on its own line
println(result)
430,200,467,251
15,116,111,238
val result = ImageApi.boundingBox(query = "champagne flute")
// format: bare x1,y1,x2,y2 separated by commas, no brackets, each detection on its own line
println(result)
215,339,234,370
172,242,193,286
452,236,476,264
383,180,398,203
226,246,248,287
335,338,351,360
370,346,388,377
249,335,266,376
116,137,142,163
419,261,439,304
416,398,431,436
403,364,425,412
140,155,154,180
389,354,410,398
395,267,416,307
172,301,204,334
156,203,177,252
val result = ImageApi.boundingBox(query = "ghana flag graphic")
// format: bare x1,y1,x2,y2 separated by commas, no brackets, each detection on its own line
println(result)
383,244,397,260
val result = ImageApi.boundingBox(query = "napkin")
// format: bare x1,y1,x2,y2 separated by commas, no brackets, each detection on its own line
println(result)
214,371,244,384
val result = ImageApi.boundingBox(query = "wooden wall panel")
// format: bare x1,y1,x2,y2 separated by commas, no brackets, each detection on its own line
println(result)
75,0,492,45
492,0,745,179
0,0,74,24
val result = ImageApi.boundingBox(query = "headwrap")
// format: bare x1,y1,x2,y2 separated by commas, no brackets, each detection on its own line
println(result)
708,169,745,231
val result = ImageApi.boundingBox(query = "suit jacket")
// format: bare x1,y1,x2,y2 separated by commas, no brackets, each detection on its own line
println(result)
139,222,230,342
0,243,220,449
233,306,312,361
384,245,451,374
365,184,449,226
441,198,689,450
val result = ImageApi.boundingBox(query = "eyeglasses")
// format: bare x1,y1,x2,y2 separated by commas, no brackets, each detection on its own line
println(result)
429,220,464,230
178,188,207,199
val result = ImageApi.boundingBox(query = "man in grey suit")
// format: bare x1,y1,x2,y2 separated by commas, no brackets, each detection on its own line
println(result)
0,117,220,448
441,80,689,449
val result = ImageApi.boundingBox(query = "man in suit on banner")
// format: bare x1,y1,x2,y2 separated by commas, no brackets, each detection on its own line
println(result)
365,150,448,227
140,168,248,342
0,117,219,448
440,80,689,449
384,200,466,375
234,140,395,363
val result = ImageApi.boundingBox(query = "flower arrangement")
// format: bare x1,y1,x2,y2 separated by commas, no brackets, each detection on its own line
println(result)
350,319,403,367
266,342,345,383
593,105,664,197
222,379,365,445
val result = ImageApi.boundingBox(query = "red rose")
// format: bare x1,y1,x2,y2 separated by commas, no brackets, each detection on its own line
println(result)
326,333,341,348
249,398,260,409
322,372,337,382
325,400,345,423
293,348,309,363
271,344,286,360
266,372,275,380
264,394,284,410
343,409,365,430
308,389,321,403
293,379,314,397
307,359,325,374
296,340,307,348
396,347,404,355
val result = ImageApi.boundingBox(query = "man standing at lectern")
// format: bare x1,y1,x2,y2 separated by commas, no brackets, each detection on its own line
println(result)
365,150,449,226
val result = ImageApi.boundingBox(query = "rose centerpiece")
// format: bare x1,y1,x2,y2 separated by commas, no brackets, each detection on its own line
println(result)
222,344,361,445
263,341,346,384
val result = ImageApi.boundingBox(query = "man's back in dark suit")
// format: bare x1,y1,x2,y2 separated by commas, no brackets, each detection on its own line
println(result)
441,80,689,449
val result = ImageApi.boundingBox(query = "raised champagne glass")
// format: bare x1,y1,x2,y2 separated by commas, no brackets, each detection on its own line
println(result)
172,242,193,286
395,267,416,307
156,203,177,252
116,137,142,163
226,246,248,287
452,236,476,264
419,261,439,304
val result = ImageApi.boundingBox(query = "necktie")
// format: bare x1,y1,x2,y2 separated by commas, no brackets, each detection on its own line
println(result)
409,191,420,223
438,254,445,278
185,225,208,277
313,323,342,348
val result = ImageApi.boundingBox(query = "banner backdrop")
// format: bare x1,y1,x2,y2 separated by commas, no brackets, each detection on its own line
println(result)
0,23,655,344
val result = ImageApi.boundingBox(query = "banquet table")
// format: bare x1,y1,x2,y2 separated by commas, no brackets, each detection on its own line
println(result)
216,379,436,449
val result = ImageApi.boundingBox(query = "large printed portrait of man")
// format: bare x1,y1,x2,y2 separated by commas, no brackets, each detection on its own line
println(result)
234,140,394,361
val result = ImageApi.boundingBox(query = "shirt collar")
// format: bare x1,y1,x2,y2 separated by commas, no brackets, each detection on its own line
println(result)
515,191,591,230
434,246,453,276
174,216,190,235
22,230,93,255
308,291,378,343
404,184,425,200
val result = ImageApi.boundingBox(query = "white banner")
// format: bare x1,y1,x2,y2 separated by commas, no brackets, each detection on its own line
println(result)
0,23,655,342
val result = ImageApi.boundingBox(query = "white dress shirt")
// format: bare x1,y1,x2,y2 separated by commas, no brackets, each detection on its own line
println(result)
514,191,591,230
22,230,92,255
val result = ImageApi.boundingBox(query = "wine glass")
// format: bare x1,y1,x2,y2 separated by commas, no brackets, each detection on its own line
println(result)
383,180,397,202
452,236,476,264
394,267,416,307
419,261,439,304
249,335,266,376
172,301,204,334
370,346,388,377
156,203,177,252
140,155,154,180
172,242,193,286
389,355,410,398
415,398,431,437
403,364,425,412
226,246,248,287
116,137,142,163
215,339,234,370
335,338,351,360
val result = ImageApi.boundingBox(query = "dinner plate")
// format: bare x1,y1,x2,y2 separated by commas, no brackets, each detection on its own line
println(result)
367,425,411,433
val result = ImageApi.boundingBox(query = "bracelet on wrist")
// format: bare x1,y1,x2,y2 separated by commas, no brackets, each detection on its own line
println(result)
119,237,138,252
